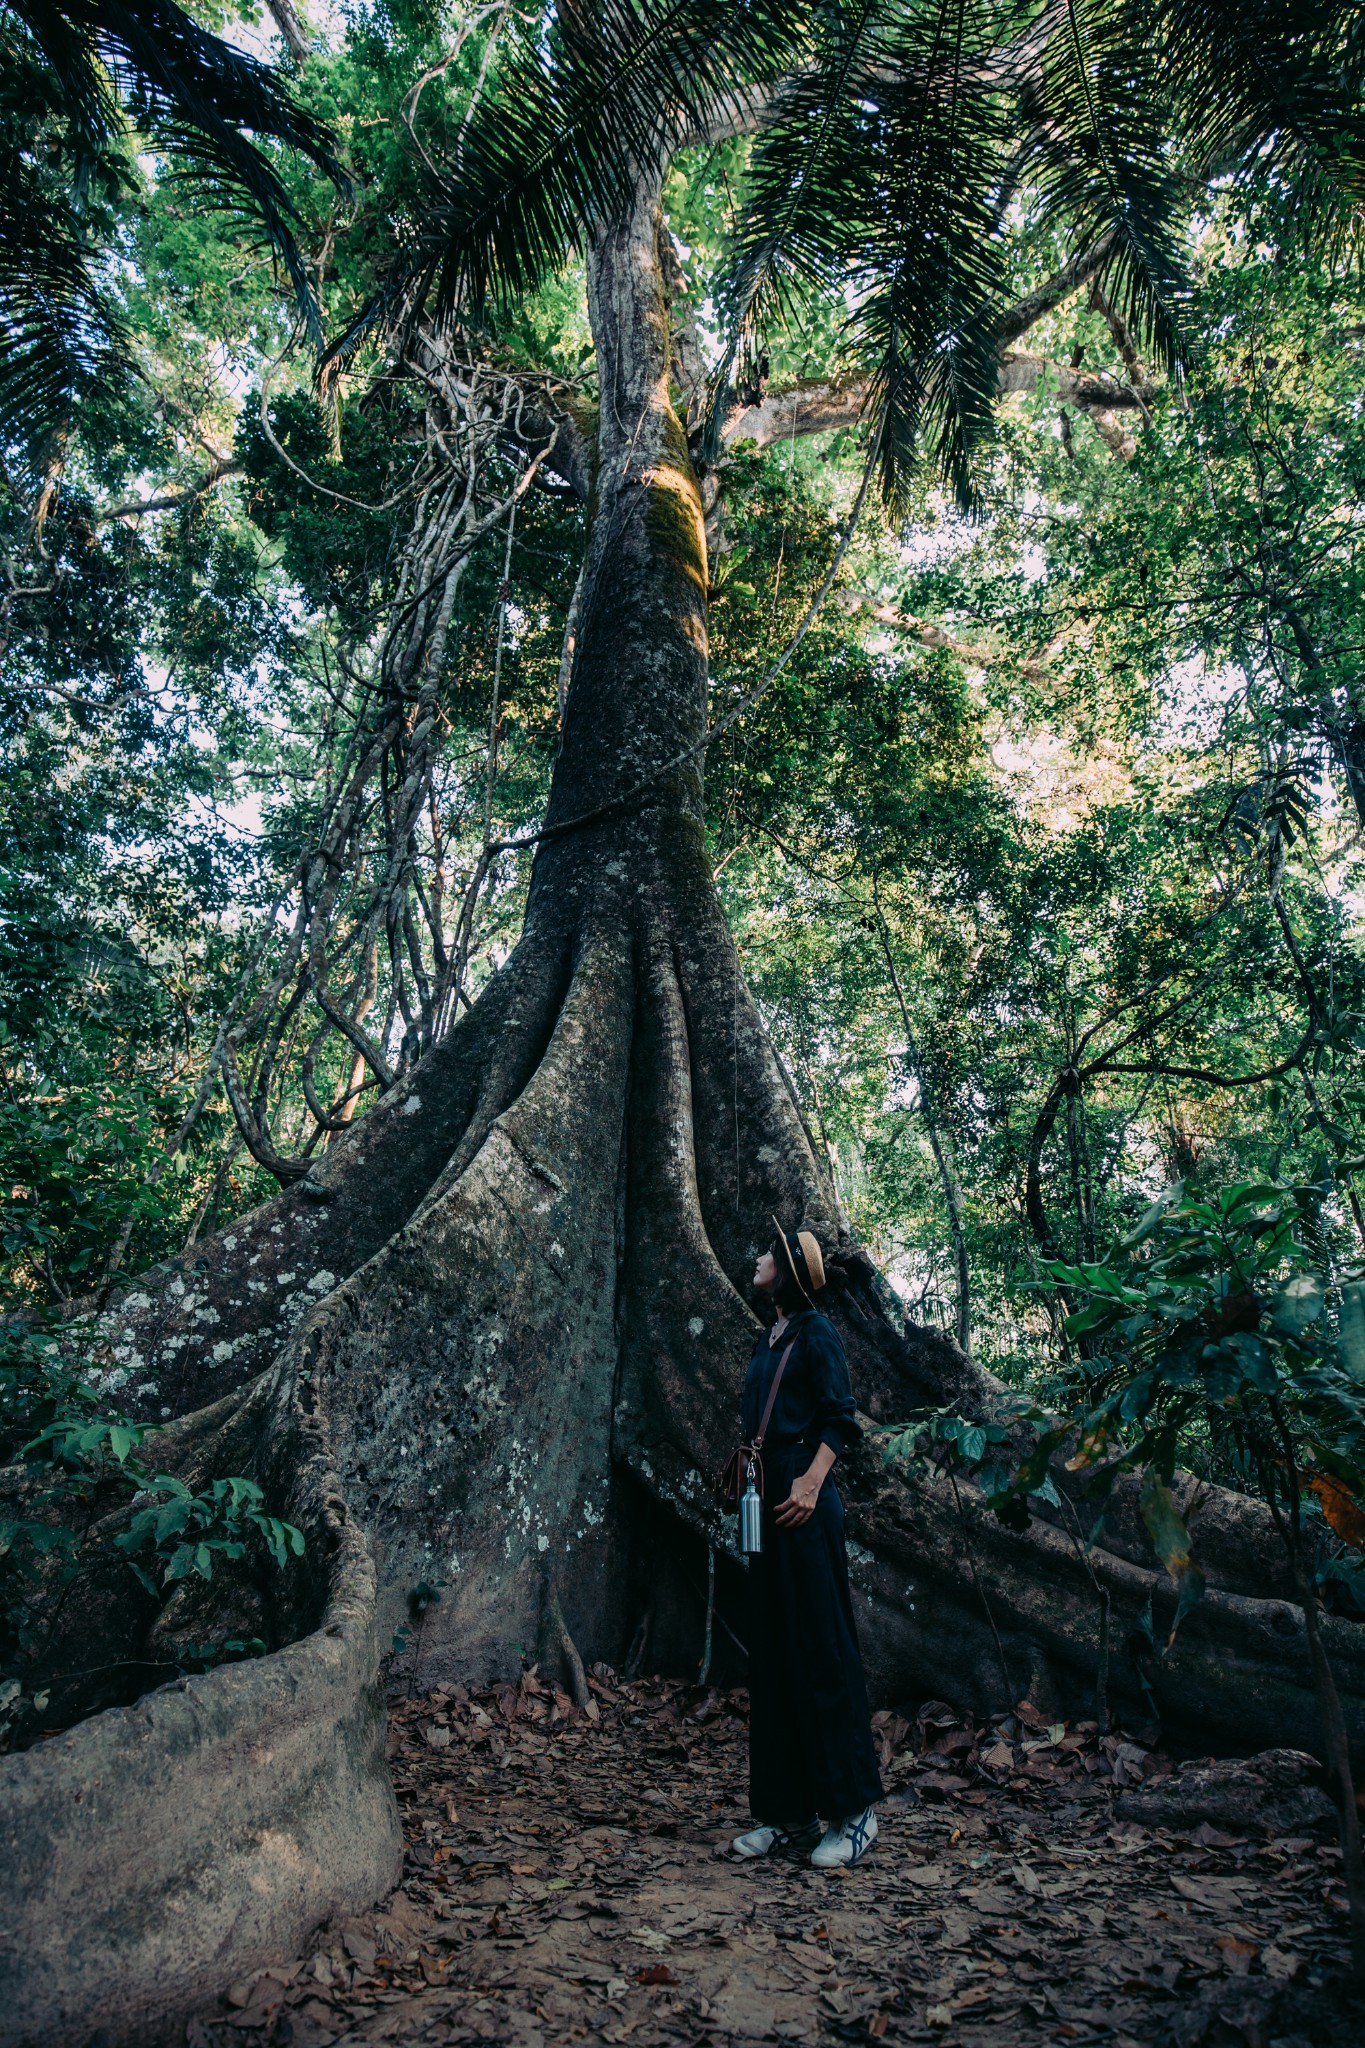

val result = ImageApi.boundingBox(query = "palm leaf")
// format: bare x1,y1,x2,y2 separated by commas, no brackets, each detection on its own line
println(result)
1156,0,1365,195
0,0,345,453
0,152,123,453
1005,0,1190,374
1010,0,1365,375
701,0,891,459
383,0,800,327
710,1,1019,509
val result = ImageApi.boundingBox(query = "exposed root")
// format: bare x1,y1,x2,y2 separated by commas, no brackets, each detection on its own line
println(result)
78,939,571,1425
546,1580,591,1710
9,843,1363,2048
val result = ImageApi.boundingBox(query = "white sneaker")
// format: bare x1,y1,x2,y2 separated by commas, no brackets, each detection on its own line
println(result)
810,1806,878,1868
731,1818,822,1859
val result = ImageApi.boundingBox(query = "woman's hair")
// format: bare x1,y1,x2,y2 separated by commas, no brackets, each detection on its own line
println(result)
768,1237,809,1313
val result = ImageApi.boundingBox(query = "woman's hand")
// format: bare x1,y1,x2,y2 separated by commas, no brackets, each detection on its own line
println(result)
774,1443,837,1527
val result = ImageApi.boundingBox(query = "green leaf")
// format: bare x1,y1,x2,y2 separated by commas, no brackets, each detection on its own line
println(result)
1138,1466,1204,1647
1339,1284,1365,1384
1219,1182,1286,1217
1168,1565,1207,1648
1272,1275,1325,1336
1139,1467,1194,1574
1117,1182,1185,1251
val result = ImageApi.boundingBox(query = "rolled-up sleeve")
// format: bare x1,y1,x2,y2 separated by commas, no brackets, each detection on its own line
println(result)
807,1318,861,1456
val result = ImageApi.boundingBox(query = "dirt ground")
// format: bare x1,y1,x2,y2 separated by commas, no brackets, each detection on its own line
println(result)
190,1671,1362,2048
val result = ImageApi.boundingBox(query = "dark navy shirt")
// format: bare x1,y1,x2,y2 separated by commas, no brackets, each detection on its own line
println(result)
740,1308,861,1461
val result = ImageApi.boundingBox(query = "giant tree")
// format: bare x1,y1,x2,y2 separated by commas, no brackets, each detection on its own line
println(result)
7,2,1365,2033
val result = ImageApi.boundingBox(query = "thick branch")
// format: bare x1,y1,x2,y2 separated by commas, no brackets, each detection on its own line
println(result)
996,352,1145,413
265,0,312,63
98,460,242,524
844,593,1051,678
721,377,868,451
722,237,1121,456
725,351,1144,463
509,391,594,502
996,236,1116,346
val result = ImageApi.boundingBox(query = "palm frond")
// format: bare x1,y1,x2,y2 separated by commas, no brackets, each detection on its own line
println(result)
701,0,890,458
710,1,1019,509
93,0,343,342
410,0,801,324
0,152,123,454
851,3,1018,511
1011,0,1365,377
1155,0,1365,197
373,0,1365,509
0,0,345,455
1005,0,1190,374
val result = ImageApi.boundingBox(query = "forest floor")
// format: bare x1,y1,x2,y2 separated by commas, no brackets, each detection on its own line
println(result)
191,1673,1364,2048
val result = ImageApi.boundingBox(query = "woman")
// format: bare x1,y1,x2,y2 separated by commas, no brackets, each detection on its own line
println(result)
731,1220,883,1868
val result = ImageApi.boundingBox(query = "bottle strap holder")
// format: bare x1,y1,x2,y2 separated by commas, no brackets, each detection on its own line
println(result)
717,1340,796,1504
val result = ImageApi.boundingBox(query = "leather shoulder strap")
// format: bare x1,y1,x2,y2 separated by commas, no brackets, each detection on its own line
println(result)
753,1338,797,1450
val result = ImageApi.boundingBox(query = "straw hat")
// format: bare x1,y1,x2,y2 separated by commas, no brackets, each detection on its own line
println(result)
771,1216,826,1305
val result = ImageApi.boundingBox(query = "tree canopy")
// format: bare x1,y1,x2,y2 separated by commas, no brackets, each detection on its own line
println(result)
1,0,1362,1365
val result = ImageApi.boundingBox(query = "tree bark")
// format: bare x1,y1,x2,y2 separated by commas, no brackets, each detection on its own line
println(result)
265,0,311,64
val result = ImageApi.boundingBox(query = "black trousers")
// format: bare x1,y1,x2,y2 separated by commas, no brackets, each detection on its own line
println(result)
746,1451,884,1824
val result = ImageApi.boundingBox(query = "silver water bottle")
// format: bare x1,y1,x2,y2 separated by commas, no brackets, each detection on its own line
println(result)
739,1458,763,1555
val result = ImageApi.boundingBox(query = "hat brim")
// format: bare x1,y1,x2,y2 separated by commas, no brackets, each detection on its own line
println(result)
771,1215,822,1304
796,1229,826,1293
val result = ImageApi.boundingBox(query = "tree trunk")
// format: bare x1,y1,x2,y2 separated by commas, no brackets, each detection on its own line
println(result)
10,172,1365,2045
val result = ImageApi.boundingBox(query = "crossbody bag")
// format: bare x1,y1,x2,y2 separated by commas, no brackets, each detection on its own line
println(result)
717,1336,797,1505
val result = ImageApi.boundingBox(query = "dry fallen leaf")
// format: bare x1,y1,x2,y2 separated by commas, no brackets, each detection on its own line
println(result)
215,1674,1349,2048
341,1928,377,1970
1310,1471,1365,1547
1170,1874,1245,1908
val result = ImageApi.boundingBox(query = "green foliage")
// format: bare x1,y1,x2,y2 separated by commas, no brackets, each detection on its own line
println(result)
325,0,798,361
1036,1181,1365,1620
2,8,1365,1644
0,0,344,453
117,1473,305,1590
0,1321,303,1748
1035,1187,1365,1540
712,184,1365,1362
398,0,1365,505
879,1403,1064,1535
879,1180,1365,1656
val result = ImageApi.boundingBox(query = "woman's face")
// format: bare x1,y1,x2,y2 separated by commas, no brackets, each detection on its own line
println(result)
753,1250,778,1295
